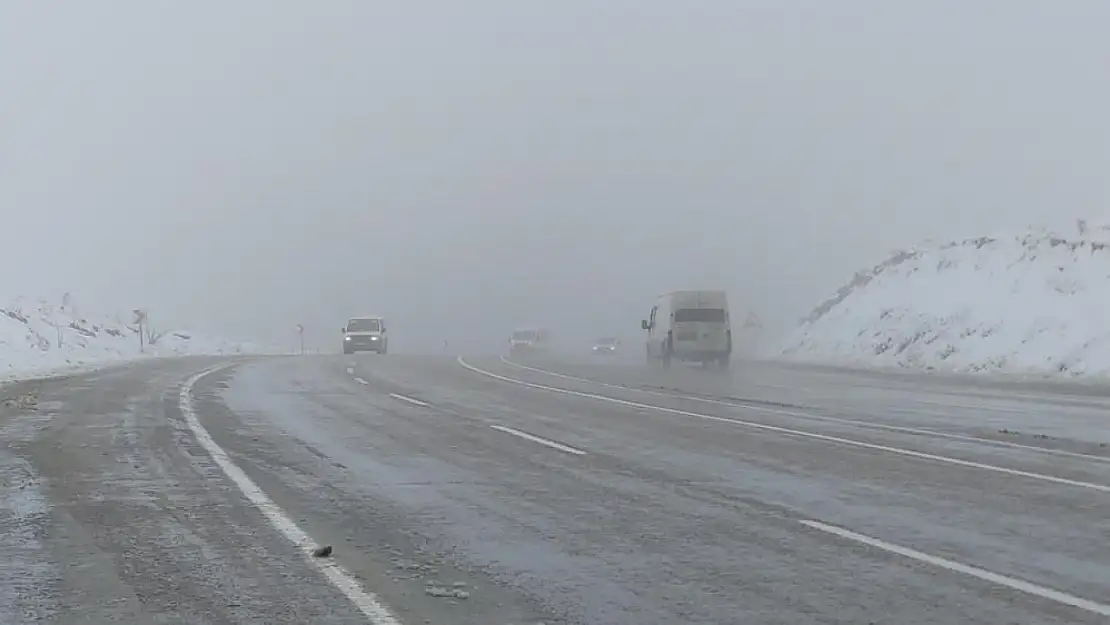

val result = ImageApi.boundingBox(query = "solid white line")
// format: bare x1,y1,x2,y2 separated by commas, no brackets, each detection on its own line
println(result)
460,358,1110,493
799,519,1110,617
751,365,1110,405
499,357,1110,465
354,377,369,385
179,366,403,625
388,392,428,407
489,424,587,456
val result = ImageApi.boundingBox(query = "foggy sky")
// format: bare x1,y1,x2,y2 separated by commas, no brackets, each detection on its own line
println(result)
2,1,1107,352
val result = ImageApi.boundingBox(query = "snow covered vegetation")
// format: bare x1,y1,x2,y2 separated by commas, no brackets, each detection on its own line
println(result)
0,294,275,381
781,220,1110,376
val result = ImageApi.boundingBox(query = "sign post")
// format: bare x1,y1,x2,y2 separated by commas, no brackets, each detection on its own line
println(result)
133,309,148,353
295,324,305,355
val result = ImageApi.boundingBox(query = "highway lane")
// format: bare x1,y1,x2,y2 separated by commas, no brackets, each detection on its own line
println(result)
1,354,1107,624
218,355,1109,623
515,353,1110,453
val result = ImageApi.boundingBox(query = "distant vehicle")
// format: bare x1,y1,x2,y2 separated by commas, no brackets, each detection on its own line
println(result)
508,327,551,356
642,290,731,369
342,315,388,354
591,337,620,355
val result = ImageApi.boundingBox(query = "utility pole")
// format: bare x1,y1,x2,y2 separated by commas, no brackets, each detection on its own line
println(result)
295,324,305,355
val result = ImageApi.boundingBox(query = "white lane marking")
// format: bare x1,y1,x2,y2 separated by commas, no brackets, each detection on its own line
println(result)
500,357,1110,465
388,393,428,407
489,424,587,456
799,519,1110,617
354,377,369,385
179,365,403,625
461,358,1110,493
750,364,1110,406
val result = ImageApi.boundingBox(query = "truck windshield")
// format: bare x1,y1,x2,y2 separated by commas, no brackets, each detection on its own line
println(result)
674,308,725,323
347,319,381,332
512,331,537,341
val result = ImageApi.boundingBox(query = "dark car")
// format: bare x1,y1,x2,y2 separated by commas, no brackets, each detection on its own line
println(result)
591,337,619,355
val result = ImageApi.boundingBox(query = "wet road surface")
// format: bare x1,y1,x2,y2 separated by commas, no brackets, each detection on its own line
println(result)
2,353,1108,624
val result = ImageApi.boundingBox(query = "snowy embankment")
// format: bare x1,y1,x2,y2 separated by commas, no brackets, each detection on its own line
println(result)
780,221,1110,377
0,295,278,381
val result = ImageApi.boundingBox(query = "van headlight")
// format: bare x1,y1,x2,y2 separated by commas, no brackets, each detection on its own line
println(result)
344,336,351,341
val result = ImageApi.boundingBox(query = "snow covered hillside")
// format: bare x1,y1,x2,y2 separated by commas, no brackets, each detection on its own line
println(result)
0,295,277,381
780,221,1110,376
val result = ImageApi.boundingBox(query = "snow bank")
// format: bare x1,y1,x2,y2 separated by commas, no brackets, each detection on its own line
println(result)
0,295,279,381
780,220,1110,376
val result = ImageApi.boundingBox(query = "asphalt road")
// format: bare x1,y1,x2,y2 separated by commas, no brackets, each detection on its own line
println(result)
2,353,1108,624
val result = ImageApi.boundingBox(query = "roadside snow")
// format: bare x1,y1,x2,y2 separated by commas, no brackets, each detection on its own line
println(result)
780,221,1110,377
0,295,279,381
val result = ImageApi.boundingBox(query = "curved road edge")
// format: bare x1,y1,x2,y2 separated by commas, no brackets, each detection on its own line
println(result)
179,363,403,625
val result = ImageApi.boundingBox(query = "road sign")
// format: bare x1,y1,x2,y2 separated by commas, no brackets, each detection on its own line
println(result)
295,324,304,334
132,309,148,352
